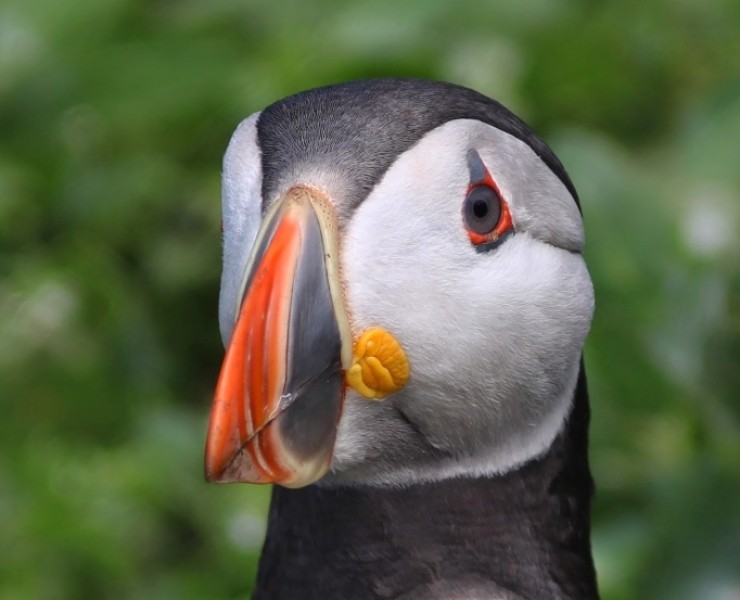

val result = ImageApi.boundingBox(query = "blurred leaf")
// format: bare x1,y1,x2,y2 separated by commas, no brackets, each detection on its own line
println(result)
0,0,738,599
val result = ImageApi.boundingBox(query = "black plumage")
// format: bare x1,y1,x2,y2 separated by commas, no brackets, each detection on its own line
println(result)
257,78,580,213
254,366,598,599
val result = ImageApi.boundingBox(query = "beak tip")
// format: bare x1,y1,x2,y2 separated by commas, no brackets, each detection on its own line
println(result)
204,429,264,485
204,423,236,484
203,459,223,483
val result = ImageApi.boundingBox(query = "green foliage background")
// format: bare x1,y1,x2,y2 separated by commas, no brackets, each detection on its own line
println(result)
1,0,738,598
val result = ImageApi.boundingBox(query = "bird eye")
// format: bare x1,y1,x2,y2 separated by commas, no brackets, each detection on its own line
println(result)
464,186,500,234
462,185,513,246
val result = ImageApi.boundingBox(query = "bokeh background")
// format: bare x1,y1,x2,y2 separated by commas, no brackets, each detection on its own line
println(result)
1,0,738,598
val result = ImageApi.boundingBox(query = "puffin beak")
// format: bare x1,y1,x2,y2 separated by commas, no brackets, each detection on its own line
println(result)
205,185,352,488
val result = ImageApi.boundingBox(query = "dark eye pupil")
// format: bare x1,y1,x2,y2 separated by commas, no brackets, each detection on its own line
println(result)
464,186,501,235
472,199,489,219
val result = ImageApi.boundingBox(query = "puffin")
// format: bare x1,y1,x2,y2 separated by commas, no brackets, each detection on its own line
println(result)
204,79,598,599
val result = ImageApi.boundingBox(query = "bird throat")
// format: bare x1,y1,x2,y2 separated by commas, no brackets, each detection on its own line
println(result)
251,367,599,600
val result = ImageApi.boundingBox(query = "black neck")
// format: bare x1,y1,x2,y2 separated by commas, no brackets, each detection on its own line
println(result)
253,367,598,599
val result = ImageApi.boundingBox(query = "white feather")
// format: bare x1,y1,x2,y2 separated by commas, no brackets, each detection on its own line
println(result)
219,113,262,344
329,119,594,485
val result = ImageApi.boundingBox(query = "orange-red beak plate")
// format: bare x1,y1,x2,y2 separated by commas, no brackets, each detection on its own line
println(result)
205,186,352,488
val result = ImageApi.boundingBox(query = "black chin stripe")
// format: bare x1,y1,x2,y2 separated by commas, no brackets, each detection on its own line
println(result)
256,78,580,213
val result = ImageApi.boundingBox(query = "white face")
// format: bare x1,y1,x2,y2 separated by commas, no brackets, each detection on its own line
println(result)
218,114,262,346
220,117,594,487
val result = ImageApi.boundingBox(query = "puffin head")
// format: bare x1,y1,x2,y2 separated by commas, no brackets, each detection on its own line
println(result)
205,79,594,488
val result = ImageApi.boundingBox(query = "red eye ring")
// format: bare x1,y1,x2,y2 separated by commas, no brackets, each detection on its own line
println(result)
463,171,513,246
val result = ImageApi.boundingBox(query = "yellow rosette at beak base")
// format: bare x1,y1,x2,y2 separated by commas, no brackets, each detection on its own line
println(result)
345,327,410,400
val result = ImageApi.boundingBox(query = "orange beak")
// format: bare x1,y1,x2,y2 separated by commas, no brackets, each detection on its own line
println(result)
205,186,352,488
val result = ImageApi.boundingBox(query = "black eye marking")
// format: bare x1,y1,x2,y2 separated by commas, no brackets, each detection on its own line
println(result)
473,230,514,254
466,148,487,182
